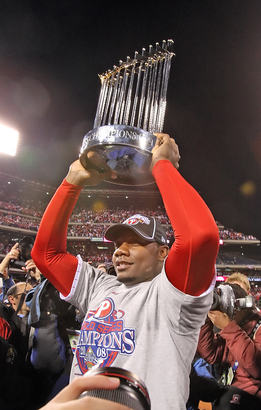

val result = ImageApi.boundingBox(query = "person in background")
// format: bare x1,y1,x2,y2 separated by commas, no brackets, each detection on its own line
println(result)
7,281,33,316
97,263,107,273
197,283,261,410
1,258,68,409
0,315,21,410
225,272,260,311
225,272,250,294
0,243,17,301
186,354,220,409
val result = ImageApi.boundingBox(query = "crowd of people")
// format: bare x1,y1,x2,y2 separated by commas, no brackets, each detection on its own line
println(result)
0,242,76,410
0,198,45,217
0,211,40,231
219,229,257,241
250,284,261,303
0,197,258,244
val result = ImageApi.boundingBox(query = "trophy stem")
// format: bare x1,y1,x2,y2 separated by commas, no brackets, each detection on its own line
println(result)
123,62,136,125
148,58,159,133
108,69,121,125
143,63,153,131
130,62,143,127
151,57,163,133
118,59,130,125
137,59,149,129
102,72,115,126
157,54,172,132
113,73,123,125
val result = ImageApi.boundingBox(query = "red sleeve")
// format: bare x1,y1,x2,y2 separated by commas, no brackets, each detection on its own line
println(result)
31,180,81,296
152,160,219,296
220,320,261,380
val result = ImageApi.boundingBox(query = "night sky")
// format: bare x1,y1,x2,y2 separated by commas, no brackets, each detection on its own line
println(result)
0,1,261,239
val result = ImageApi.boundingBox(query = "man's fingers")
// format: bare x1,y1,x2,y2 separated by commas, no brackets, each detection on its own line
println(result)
77,396,132,410
52,376,120,403
86,151,111,172
25,259,36,271
154,132,170,140
12,242,19,250
80,153,118,181
10,242,19,254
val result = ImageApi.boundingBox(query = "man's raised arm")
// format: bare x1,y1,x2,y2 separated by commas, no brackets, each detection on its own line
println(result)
31,153,117,296
151,133,219,296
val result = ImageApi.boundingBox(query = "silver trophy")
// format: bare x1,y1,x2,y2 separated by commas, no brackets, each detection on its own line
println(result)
80,40,175,186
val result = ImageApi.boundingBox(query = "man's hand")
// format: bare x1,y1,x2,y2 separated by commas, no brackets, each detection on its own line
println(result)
22,259,41,281
7,243,20,261
39,375,133,410
0,243,19,277
150,133,181,171
208,310,231,329
66,152,117,187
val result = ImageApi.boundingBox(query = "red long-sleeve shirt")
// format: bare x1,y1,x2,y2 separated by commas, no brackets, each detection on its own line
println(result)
31,159,219,297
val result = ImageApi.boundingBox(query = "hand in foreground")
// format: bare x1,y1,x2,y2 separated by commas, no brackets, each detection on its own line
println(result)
66,152,117,187
150,133,181,170
39,375,133,410
208,310,231,330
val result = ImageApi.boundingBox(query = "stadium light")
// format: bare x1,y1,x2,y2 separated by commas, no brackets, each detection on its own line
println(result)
0,124,19,156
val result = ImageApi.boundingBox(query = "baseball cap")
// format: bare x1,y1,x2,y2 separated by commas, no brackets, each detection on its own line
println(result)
105,214,167,245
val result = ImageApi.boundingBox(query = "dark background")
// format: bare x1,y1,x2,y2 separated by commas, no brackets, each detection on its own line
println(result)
0,0,261,239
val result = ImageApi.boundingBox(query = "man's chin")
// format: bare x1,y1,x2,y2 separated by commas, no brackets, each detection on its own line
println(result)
117,275,135,284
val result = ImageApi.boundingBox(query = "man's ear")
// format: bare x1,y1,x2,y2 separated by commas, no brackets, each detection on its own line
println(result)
8,295,14,305
158,245,169,261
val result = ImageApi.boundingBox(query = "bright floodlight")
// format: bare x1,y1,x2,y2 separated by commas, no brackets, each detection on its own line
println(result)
0,124,19,156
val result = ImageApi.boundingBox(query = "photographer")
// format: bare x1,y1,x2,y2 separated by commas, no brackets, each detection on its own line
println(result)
197,283,261,409
0,244,70,409
0,243,17,301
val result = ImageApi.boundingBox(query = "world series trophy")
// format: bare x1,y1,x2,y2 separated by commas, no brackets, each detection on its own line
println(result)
79,39,175,186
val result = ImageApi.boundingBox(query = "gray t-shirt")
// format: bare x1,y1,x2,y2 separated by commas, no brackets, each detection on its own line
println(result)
63,256,214,410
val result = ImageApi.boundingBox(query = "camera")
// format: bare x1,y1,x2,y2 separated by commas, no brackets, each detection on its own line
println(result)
9,236,34,269
81,367,151,410
211,284,254,319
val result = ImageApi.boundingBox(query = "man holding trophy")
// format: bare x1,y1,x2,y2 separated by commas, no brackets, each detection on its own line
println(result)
32,41,219,410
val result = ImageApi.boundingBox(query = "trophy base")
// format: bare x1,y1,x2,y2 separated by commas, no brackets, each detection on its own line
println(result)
79,125,157,186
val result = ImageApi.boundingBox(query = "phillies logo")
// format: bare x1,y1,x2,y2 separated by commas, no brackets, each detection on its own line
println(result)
124,214,150,226
75,298,136,375
93,298,115,320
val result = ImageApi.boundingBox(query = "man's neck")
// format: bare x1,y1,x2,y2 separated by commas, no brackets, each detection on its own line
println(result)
18,308,28,317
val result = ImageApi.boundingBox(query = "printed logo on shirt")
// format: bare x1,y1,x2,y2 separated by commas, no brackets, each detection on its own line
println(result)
75,297,136,374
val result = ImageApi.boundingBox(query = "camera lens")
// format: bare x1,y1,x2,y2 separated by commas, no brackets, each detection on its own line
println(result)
211,289,221,311
82,367,151,410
